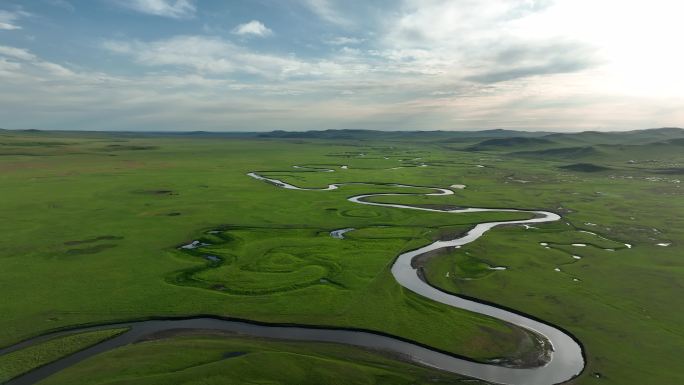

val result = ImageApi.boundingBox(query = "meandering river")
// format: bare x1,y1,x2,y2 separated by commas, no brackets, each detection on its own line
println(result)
1,169,584,385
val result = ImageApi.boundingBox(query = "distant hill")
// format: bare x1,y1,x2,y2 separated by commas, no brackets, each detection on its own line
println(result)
437,129,551,141
257,129,551,142
652,167,684,174
541,127,684,146
510,146,600,159
466,137,554,151
1,127,681,147
259,129,373,139
660,138,684,146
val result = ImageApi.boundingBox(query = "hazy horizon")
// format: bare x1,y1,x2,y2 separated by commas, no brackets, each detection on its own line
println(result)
1,1,683,132
2,126,683,134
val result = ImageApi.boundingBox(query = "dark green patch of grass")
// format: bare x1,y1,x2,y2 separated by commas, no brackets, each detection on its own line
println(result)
65,244,117,255
132,189,177,195
64,236,123,246
558,163,611,172
100,145,158,151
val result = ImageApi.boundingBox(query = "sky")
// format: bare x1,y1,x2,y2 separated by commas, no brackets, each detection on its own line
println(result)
0,0,683,132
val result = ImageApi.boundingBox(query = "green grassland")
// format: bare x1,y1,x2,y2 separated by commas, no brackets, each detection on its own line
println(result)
0,132,539,368
0,328,128,382
39,332,472,385
0,128,682,384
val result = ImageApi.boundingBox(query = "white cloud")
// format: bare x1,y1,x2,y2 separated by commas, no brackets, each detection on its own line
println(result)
1,44,682,132
232,20,273,37
0,45,77,79
0,58,22,76
325,36,365,45
0,9,29,30
0,22,20,30
374,0,681,97
35,61,75,77
103,36,308,77
112,0,195,19
0,45,37,61
338,46,360,55
375,0,600,84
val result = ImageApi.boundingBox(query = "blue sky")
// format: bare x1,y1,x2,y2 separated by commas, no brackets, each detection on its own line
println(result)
0,0,682,131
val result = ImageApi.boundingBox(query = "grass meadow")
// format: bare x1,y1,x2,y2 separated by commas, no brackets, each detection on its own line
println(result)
1,129,682,384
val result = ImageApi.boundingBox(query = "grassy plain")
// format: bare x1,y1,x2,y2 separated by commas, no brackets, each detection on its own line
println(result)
0,131,537,378
0,128,682,384
40,332,472,385
0,328,127,382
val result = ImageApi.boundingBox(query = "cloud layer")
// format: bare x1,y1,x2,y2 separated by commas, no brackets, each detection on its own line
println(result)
112,0,195,19
0,0,682,131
